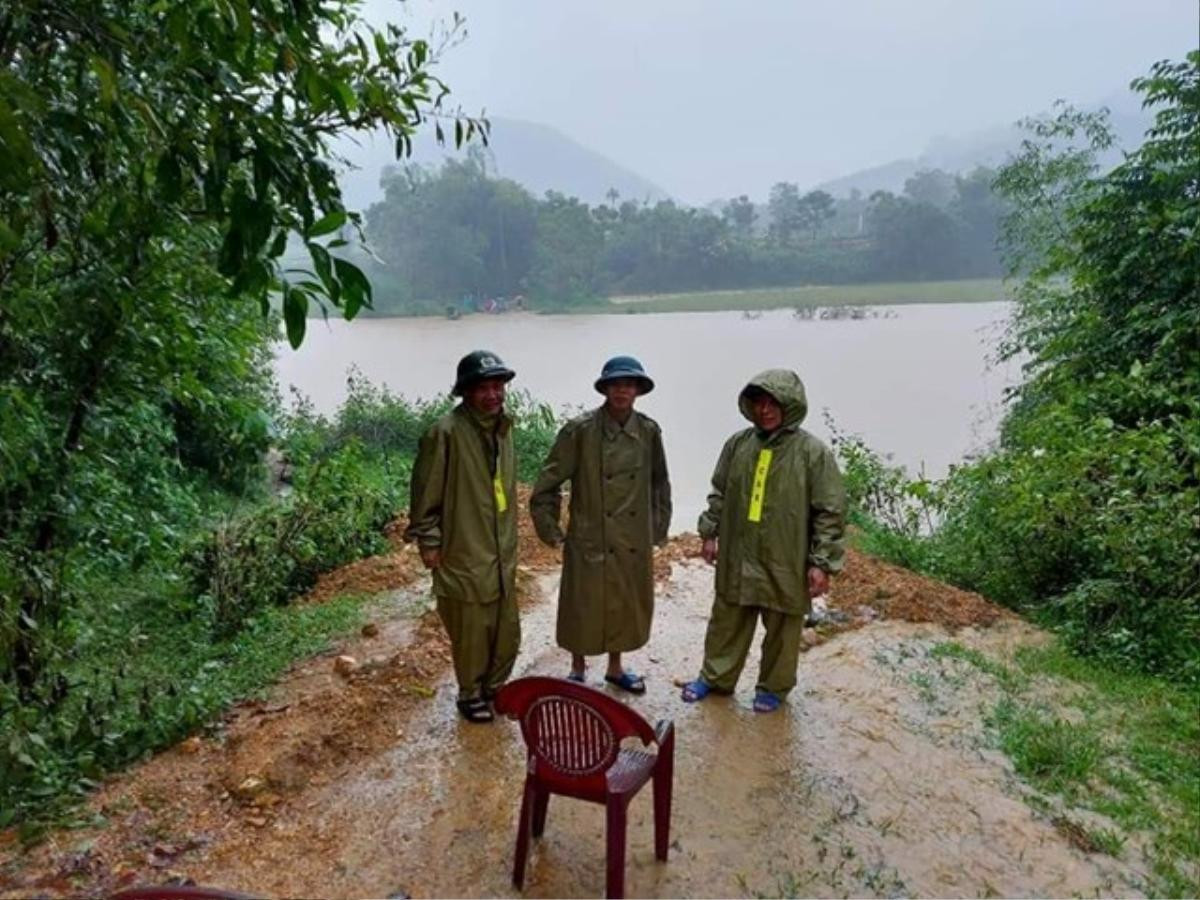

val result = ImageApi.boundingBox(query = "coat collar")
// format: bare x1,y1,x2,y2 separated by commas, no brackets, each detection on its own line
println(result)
596,405,641,441
456,402,512,437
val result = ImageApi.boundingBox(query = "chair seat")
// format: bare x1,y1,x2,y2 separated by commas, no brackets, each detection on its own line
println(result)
607,748,656,794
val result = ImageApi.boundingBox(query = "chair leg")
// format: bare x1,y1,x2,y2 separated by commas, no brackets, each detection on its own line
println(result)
513,778,536,889
653,731,675,862
532,786,550,838
605,795,628,899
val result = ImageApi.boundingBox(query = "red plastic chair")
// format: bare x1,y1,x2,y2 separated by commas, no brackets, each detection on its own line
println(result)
111,888,255,900
494,676,675,899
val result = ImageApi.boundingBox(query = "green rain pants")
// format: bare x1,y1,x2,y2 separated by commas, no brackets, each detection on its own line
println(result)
699,596,805,696
436,592,521,701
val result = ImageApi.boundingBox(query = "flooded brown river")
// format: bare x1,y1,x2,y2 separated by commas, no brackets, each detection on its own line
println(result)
275,304,1016,528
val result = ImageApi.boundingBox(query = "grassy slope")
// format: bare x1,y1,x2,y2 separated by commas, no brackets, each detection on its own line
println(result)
930,640,1199,897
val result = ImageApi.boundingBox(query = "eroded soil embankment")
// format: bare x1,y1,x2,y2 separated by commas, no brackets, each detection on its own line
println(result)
0,515,1143,898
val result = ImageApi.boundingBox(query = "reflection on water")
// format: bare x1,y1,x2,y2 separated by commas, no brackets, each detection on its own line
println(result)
274,304,1016,530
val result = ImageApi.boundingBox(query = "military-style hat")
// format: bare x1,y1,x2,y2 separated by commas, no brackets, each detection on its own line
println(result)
594,355,654,395
452,349,516,396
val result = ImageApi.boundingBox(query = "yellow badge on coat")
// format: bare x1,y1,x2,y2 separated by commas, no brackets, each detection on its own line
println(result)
493,472,508,513
748,448,773,522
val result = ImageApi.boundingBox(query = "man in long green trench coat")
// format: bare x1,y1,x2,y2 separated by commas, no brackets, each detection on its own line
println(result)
405,350,520,723
530,356,672,692
681,368,846,713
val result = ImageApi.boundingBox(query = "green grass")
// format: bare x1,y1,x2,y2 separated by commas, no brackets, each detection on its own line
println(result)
606,278,1008,313
929,639,1200,896
930,640,1028,692
3,580,382,839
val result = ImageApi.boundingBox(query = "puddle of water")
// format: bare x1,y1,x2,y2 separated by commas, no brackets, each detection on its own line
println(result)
186,565,1144,899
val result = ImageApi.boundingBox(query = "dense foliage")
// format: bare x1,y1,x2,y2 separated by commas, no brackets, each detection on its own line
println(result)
0,0,481,697
0,0,493,831
0,374,561,833
359,148,1010,313
839,54,1200,682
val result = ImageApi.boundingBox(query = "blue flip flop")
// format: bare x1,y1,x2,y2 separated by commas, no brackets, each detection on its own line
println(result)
566,671,586,683
680,679,711,703
604,671,646,694
753,691,782,713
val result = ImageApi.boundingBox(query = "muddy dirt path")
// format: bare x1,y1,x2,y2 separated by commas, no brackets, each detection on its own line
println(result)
2,543,1145,899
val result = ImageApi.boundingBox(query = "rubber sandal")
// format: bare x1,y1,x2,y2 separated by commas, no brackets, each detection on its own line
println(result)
456,697,495,723
566,671,586,683
753,691,782,713
604,671,646,694
680,679,711,703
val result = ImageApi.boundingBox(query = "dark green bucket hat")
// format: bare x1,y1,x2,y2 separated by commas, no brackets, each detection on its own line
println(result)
594,355,654,395
453,349,516,396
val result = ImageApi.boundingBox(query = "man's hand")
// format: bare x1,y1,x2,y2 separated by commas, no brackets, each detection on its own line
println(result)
701,537,718,566
807,566,829,597
419,547,442,570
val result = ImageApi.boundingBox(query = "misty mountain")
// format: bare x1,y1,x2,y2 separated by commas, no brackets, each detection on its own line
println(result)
333,116,670,211
813,91,1153,198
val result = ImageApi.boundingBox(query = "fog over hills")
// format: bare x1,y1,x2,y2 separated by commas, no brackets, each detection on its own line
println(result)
813,91,1153,198
333,85,1155,213
334,116,670,212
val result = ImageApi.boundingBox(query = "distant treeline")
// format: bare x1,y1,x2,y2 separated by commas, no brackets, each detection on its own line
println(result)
361,148,1008,313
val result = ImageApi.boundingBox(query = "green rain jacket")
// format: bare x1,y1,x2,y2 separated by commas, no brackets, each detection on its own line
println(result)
697,370,846,616
404,403,518,605
530,407,672,654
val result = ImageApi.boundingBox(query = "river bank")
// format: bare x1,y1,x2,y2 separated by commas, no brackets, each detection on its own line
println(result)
342,277,1009,320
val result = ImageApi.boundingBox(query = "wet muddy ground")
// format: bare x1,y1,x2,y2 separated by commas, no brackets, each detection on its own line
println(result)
2,542,1147,899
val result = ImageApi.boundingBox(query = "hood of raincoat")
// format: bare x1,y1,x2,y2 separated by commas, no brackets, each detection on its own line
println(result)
737,369,808,429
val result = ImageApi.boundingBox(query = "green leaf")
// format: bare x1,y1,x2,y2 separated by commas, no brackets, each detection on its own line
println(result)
91,56,118,106
333,257,372,318
0,219,21,256
156,153,183,203
306,210,347,238
283,285,308,348
307,242,339,302
268,230,288,258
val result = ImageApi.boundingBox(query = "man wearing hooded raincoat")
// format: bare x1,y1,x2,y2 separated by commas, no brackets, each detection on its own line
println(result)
682,369,846,713
405,350,520,723
530,356,672,692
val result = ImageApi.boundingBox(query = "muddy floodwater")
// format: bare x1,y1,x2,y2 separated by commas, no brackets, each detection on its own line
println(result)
275,303,1016,528
181,565,1139,899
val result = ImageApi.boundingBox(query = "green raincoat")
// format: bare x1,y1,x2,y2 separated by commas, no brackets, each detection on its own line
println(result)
530,407,672,655
695,370,846,695
699,369,846,614
405,403,519,698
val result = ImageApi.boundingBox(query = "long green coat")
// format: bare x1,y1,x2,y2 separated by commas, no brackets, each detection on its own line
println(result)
404,404,518,606
697,370,846,617
530,407,672,655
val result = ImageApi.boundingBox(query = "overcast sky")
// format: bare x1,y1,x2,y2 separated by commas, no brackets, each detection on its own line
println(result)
362,0,1198,202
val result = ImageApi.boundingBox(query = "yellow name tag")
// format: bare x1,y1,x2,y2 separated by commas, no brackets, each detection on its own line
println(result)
493,472,508,513
748,448,772,522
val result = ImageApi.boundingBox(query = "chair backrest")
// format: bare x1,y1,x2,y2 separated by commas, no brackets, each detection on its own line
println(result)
110,887,255,900
495,677,658,778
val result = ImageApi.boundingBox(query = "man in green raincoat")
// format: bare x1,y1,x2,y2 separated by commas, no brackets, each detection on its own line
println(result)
681,369,846,713
405,350,520,723
530,356,672,693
